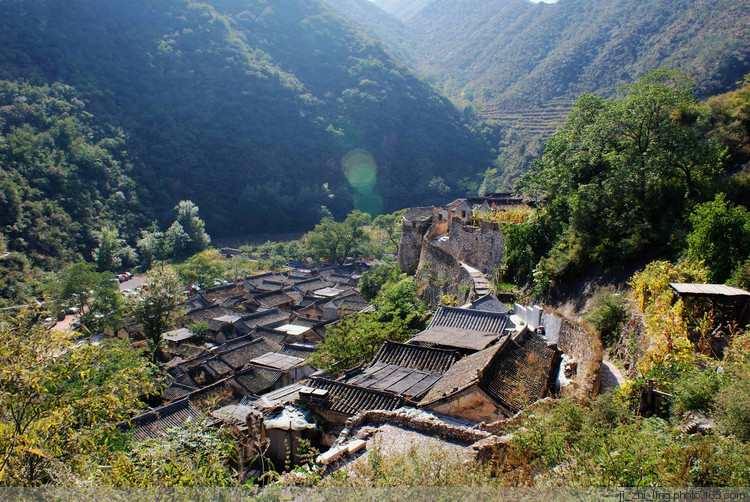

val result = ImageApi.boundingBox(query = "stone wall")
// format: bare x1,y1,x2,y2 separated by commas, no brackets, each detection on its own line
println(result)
438,218,506,275
398,212,433,275
415,237,476,307
335,408,493,448
543,313,602,399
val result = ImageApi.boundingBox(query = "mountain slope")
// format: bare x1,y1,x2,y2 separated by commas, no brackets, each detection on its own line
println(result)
337,0,750,133
0,0,493,237
371,0,435,22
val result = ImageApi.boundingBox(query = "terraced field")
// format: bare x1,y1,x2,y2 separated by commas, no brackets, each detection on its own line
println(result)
478,98,573,136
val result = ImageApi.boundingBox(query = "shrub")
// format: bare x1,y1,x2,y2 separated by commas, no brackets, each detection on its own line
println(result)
585,289,625,347
715,363,750,441
670,369,723,420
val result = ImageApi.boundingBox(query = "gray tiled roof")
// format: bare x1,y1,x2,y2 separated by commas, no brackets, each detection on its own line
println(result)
241,308,291,329
429,306,509,332
466,294,511,314
253,326,289,346
219,338,281,370
306,378,407,416
162,381,198,403
408,306,509,351
249,289,294,308
128,398,206,442
184,304,229,323
232,364,284,395
278,342,317,360
419,342,504,406
370,341,459,373
251,352,305,371
344,363,442,400
294,277,333,294
480,331,557,413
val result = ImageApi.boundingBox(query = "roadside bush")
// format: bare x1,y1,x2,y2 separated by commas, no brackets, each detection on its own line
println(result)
715,363,750,441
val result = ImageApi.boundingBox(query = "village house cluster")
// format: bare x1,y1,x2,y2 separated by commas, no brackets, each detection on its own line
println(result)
114,195,750,480
116,257,586,477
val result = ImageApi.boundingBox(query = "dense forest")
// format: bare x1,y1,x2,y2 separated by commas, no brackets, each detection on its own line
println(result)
502,70,750,295
0,0,492,243
361,0,750,110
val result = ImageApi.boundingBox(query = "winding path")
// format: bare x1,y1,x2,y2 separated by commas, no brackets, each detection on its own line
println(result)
601,357,626,392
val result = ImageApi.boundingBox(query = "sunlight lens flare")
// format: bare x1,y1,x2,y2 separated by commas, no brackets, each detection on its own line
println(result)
342,148,383,215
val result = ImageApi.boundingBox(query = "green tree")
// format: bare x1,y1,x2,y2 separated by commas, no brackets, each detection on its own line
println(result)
176,250,228,287
684,194,750,283
517,69,725,289
0,309,158,485
304,210,371,265
358,263,401,300
372,209,406,253
371,276,427,329
309,275,426,375
52,262,123,332
130,270,186,360
137,228,171,271
172,200,211,258
307,312,414,375
92,226,124,272
90,426,235,487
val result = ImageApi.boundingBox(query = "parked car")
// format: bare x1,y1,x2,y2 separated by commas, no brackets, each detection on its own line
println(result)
65,306,79,315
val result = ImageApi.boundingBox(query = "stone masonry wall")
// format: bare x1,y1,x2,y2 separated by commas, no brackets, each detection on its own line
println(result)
439,218,506,275
335,408,493,448
415,237,476,307
545,313,603,399
398,217,432,275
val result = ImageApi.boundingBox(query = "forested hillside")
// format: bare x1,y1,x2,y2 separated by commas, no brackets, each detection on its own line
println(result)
0,0,492,242
340,0,750,130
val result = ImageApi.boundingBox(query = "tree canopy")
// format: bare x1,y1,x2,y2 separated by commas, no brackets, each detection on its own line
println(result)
304,210,372,265
129,270,186,359
514,70,727,291
0,309,158,485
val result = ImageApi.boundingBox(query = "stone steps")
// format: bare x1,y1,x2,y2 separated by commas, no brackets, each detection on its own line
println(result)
460,262,492,298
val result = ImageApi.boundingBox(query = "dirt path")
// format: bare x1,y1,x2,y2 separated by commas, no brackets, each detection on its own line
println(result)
600,357,626,392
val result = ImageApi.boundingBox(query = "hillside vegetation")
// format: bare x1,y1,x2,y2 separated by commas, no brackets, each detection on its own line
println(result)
335,0,750,129
0,0,492,241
